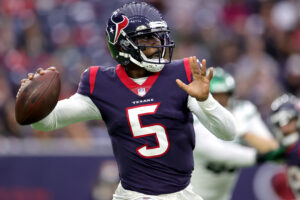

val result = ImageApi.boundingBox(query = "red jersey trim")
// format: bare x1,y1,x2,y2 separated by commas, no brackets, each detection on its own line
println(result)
183,58,192,83
89,66,99,94
116,65,160,97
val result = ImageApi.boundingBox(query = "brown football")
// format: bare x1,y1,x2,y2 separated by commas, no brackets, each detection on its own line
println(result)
15,69,61,125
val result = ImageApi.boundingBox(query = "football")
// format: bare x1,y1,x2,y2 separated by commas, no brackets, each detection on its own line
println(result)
15,69,61,125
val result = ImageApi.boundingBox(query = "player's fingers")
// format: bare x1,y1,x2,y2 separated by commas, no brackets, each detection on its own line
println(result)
36,68,45,75
17,84,24,98
21,79,27,84
207,67,213,80
16,87,23,97
189,56,201,78
47,66,56,71
28,73,34,80
176,79,189,93
17,79,29,98
201,59,206,76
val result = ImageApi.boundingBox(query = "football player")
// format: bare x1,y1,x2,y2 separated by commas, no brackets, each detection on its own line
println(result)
191,67,278,200
17,2,237,200
266,94,300,200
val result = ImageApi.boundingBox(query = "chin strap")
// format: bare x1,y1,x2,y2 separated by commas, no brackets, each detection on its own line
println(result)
119,51,165,72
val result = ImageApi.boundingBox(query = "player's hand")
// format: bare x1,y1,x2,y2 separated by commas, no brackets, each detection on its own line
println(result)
35,66,56,76
16,67,57,99
256,145,286,163
176,56,213,101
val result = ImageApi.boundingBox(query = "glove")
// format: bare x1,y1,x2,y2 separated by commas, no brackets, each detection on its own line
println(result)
256,145,286,163
206,162,237,174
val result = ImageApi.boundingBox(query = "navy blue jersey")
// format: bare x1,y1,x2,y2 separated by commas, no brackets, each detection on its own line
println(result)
78,58,195,195
284,141,300,166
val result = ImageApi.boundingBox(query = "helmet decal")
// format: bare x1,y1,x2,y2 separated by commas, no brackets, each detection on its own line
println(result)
109,15,129,45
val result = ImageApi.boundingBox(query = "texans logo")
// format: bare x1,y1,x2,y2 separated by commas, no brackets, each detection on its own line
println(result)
107,14,129,44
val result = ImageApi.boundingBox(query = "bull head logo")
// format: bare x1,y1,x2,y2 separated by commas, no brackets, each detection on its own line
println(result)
107,14,129,45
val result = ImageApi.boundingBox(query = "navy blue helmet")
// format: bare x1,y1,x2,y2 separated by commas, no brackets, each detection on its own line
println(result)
270,94,300,145
270,94,299,128
106,2,175,72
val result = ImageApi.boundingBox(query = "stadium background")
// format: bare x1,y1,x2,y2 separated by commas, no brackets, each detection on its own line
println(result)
0,0,299,199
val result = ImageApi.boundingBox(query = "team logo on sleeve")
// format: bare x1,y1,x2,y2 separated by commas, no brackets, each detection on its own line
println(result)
107,14,129,45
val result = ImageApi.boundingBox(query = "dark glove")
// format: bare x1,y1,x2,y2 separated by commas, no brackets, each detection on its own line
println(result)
206,162,237,174
256,145,286,163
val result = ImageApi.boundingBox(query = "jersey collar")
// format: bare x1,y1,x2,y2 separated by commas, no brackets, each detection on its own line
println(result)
116,64,160,97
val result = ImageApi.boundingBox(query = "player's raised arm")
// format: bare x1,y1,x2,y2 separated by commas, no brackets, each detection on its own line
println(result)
178,57,237,141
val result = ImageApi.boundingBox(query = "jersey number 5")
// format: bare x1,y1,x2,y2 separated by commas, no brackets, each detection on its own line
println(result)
126,103,170,158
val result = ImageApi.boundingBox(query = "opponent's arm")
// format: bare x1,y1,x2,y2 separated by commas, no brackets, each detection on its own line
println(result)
243,133,279,153
31,93,101,131
241,106,278,153
194,118,255,166
256,146,286,163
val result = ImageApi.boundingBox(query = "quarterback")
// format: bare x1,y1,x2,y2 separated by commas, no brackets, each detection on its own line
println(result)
19,2,236,200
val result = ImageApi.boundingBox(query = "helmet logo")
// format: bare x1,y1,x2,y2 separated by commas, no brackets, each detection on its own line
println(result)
109,15,129,44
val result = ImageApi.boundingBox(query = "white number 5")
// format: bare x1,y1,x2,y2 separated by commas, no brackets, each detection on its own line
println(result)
126,103,170,158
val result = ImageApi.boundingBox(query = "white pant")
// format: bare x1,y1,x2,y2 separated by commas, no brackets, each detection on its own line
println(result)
191,161,238,200
113,183,203,200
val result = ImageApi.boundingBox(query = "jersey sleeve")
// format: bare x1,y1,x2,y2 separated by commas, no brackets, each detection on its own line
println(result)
31,93,102,131
188,94,237,141
77,66,100,96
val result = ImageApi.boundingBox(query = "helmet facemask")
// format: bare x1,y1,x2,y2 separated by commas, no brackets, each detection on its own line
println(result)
119,22,174,72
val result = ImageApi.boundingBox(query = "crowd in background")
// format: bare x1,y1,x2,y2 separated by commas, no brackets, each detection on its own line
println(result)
0,0,300,139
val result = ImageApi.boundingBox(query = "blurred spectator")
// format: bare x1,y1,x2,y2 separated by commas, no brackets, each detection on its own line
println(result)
0,0,122,141
284,54,300,97
0,0,298,137
234,35,283,118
